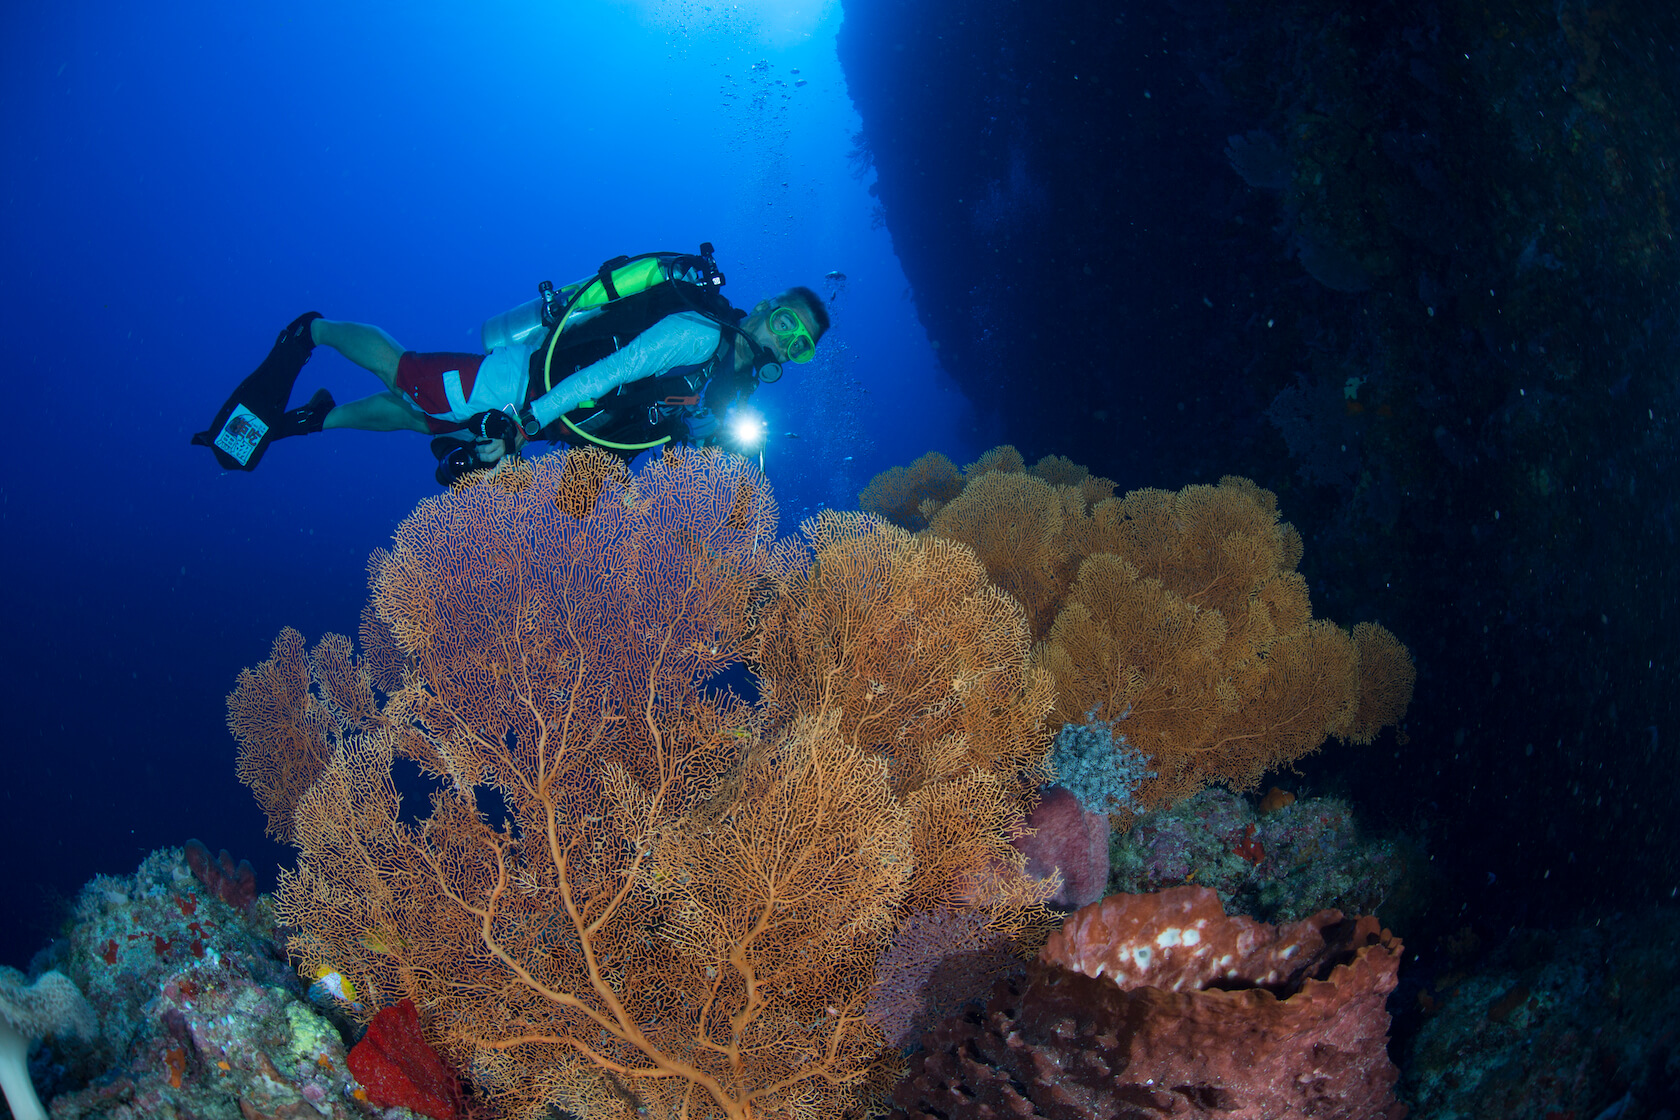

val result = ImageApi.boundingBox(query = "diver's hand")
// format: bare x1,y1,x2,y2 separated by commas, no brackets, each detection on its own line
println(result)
473,438,510,464
471,424,530,463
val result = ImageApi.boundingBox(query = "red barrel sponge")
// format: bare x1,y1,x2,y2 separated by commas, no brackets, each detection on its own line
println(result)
347,999,464,1120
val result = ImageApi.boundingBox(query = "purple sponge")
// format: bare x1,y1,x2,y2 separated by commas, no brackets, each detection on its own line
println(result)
1013,786,1110,908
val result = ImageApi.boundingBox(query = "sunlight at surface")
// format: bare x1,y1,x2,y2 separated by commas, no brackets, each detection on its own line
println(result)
606,0,837,47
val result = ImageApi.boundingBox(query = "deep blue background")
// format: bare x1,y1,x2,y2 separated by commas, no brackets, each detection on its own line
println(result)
0,0,980,968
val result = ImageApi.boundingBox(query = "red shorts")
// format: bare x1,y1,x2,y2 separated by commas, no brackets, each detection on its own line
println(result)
394,351,488,434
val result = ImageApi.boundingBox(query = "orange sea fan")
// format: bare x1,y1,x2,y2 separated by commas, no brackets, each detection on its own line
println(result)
228,628,349,841
865,449,1416,811
859,450,964,530
1038,477,1411,808
924,470,1090,639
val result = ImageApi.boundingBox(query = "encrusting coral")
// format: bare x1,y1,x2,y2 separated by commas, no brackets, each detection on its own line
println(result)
231,447,1056,1120
864,448,1416,810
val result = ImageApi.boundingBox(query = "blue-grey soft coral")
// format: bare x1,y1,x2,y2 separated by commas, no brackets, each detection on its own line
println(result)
1225,129,1292,191
1049,709,1155,813
1266,371,1364,491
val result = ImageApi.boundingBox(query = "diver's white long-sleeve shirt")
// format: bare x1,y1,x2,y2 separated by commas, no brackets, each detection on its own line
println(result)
409,311,725,428
526,311,724,429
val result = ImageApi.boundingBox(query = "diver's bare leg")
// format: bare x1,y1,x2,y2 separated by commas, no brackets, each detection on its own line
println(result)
323,391,433,433
311,319,406,388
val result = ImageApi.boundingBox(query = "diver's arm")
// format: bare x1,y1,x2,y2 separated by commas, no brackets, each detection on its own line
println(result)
523,313,722,432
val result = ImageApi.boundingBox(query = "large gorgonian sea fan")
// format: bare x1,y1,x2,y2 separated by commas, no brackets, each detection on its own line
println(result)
236,447,1057,1120
279,448,906,1120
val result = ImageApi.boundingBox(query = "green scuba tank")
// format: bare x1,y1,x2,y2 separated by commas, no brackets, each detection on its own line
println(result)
479,246,726,354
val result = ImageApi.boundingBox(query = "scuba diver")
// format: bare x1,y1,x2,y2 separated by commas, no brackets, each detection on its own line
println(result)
192,244,829,485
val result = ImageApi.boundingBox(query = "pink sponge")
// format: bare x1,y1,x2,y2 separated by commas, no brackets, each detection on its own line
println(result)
1011,785,1110,908
183,839,257,911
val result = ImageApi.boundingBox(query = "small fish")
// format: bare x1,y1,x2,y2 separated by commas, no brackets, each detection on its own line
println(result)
307,967,364,1011
785,431,799,438
842,456,852,462
824,270,847,282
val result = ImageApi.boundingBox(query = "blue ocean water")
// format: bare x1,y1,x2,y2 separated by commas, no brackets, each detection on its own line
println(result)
0,0,976,970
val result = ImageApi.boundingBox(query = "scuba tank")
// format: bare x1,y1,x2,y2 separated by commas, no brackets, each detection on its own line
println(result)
479,296,547,352
479,245,725,356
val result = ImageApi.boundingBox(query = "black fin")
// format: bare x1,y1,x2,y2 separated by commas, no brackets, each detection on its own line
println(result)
273,388,336,438
191,312,322,471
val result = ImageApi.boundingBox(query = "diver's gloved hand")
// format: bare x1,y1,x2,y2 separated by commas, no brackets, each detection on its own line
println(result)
468,408,518,443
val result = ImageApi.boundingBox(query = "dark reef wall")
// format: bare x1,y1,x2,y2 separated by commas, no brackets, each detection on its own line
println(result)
837,0,1247,479
839,0,1680,938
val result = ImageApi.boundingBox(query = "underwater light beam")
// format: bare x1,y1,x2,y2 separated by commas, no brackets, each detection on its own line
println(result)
606,0,837,44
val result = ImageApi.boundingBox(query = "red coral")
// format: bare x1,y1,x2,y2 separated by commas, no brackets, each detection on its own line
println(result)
893,886,1405,1119
347,1000,464,1120
183,839,257,911
164,1047,187,1089
98,939,118,965
1232,822,1266,865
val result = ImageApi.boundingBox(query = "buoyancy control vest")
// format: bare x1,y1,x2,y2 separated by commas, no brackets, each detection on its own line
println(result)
519,245,757,454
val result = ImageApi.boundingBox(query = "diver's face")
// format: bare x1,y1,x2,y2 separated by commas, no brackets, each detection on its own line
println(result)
758,298,819,364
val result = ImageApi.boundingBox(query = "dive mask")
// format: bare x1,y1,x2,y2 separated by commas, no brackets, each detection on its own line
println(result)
767,305,817,364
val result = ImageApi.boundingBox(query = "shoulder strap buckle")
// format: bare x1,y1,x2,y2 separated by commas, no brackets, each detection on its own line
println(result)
596,255,632,301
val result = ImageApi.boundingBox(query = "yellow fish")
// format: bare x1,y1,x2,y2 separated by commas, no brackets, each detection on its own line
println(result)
307,966,363,1011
